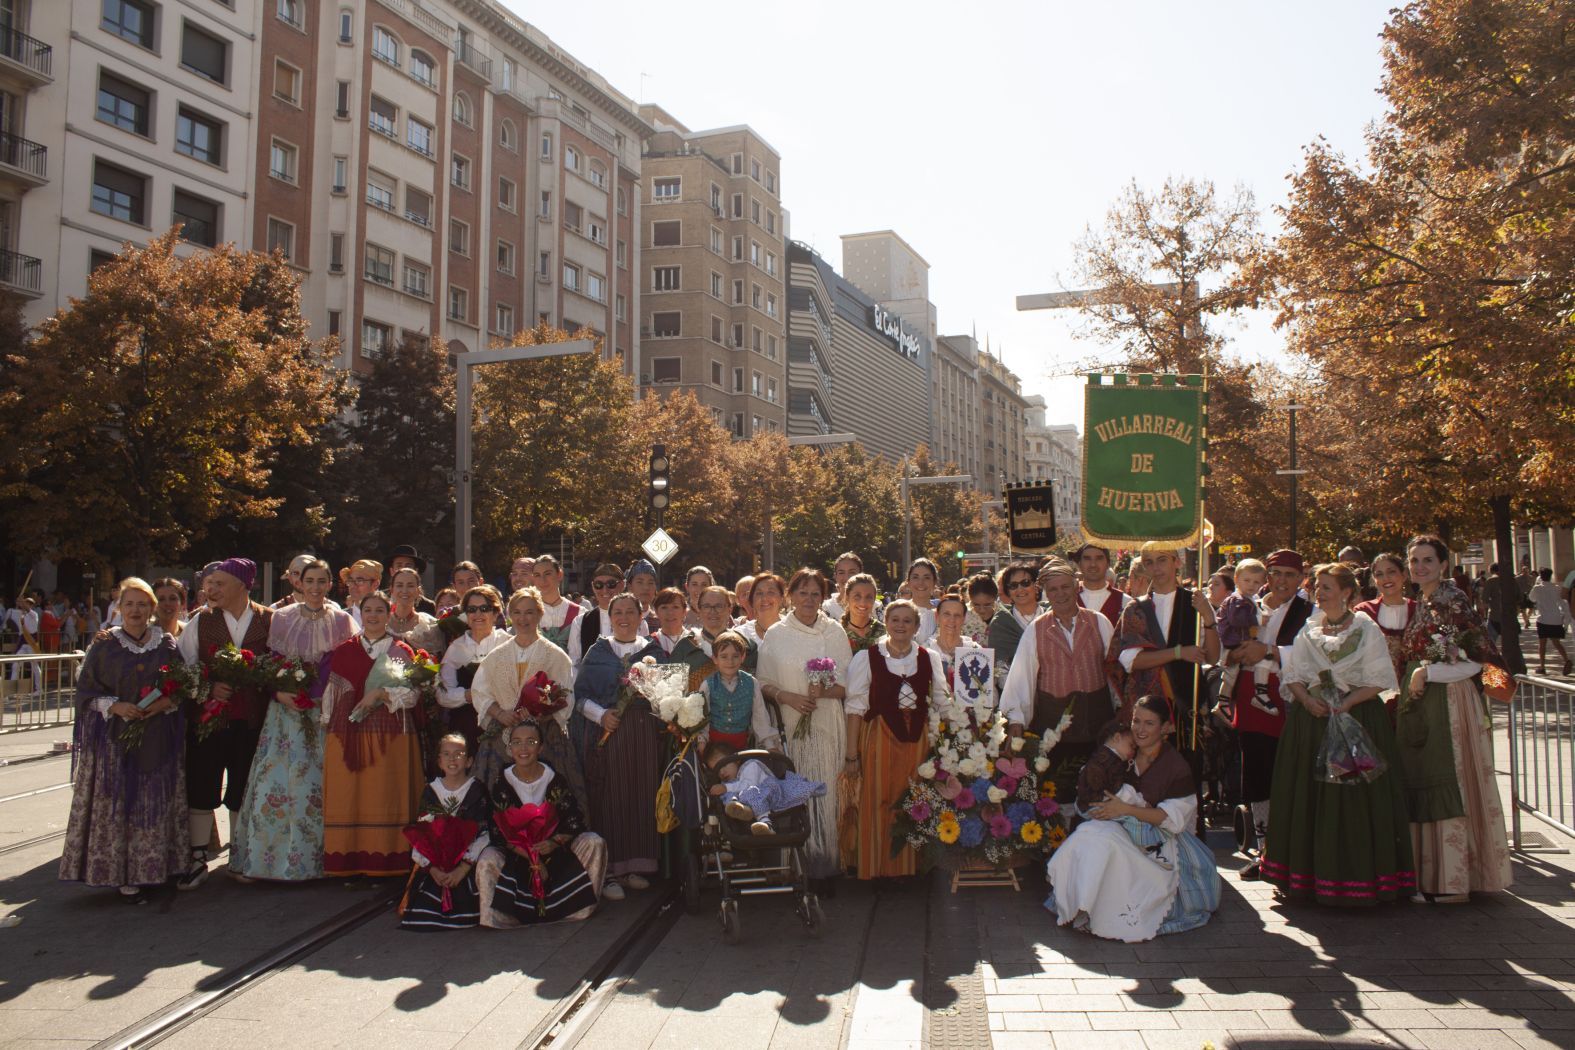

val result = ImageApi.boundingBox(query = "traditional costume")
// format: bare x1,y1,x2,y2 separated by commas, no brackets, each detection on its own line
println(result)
1395,582,1513,897
321,633,424,876
59,627,189,891
389,608,444,662
664,630,757,693
570,604,649,666
699,669,774,749
231,600,356,880
1000,608,1117,788
1354,595,1417,719
1079,582,1130,627
572,636,663,878
842,615,886,656
475,763,606,926
538,595,586,655
845,640,946,879
987,605,1037,672
438,628,510,753
1263,610,1414,905
398,776,489,931
470,635,583,803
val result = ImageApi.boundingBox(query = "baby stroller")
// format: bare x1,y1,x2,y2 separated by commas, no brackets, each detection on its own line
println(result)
662,744,824,943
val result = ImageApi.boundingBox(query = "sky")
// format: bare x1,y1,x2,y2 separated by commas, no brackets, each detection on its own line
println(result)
501,0,1397,428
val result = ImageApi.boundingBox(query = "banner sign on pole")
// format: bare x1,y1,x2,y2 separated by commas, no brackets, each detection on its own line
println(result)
1081,374,1206,547
1005,482,1057,554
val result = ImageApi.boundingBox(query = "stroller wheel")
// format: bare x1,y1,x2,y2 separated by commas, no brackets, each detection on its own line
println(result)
800,894,824,938
719,898,742,944
1233,804,1255,855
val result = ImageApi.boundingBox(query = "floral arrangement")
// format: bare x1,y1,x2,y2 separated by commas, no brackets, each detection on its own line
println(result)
796,657,839,739
603,657,686,746
1422,624,1486,666
115,668,192,752
656,690,708,745
435,610,469,642
182,644,266,742
1313,671,1387,784
480,670,570,743
889,672,1070,869
256,653,320,743
404,649,441,694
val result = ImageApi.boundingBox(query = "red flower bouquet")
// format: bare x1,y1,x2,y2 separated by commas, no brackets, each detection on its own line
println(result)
495,802,560,915
480,672,569,743
402,816,481,913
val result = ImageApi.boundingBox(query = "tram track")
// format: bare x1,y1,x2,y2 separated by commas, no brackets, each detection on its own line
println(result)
0,781,71,804
0,829,66,857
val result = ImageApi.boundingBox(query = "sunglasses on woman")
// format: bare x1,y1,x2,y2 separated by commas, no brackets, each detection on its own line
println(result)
1007,578,1036,591
592,579,621,590
464,603,496,614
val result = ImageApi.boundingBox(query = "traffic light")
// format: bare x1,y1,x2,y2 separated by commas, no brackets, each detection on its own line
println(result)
956,550,965,560
648,443,671,518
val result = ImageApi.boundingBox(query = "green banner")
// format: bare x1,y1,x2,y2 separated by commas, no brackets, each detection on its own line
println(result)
1082,376,1205,546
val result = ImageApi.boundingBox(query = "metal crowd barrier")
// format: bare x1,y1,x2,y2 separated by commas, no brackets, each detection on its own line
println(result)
1508,673,1575,847
0,650,84,732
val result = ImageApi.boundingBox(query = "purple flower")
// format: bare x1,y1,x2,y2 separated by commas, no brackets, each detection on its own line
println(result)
988,814,1012,839
954,788,976,810
1035,797,1060,818
907,800,932,823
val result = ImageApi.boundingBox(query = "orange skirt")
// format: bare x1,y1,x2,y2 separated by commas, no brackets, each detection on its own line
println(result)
854,718,926,879
322,731,423,876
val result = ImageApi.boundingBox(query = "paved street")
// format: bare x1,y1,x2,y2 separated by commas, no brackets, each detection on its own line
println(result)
1,629,1572,1050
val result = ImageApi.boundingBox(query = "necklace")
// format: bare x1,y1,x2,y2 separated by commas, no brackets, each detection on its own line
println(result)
298,603,327,621
1324,609,1354,630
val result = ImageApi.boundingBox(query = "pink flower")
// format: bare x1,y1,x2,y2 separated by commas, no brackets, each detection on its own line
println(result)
988,814,1012,838
907,801,932,823
954,788,976,810
1035,797,1060,818
936,777,962,800
995,757,1028,779
998,776,1020,796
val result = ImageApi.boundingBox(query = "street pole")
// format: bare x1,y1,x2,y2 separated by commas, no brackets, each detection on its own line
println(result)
453,339,596,563
1275,402,1307,551
901,474,975,573
980,500,1004,556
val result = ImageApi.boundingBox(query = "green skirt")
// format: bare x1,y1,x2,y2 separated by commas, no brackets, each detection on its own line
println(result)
1261,698,1416,906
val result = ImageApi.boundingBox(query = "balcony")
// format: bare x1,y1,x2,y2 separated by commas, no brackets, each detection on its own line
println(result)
0,26,51,84
0,130,46,186
0,248,42,296
456,40,491,79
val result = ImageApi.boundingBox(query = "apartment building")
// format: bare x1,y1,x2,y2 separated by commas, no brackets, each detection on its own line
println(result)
932,333,981,477
635,106,786,437
978,346,1029,497
1024,394,1082,531
17,0,651,376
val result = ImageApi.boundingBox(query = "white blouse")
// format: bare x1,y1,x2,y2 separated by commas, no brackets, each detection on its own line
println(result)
439,629,512,708
503,763,555,805
411,777,488,866
844,639,948,718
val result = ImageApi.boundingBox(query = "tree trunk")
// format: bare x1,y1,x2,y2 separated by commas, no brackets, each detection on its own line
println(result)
1491,494,1526,676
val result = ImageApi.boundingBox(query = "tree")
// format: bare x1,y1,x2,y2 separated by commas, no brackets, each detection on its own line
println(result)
1267,0,1575,669
772,443,902,587
1067,178,1276,545
628,389,739,575
906,445,986,583
0,231,344,575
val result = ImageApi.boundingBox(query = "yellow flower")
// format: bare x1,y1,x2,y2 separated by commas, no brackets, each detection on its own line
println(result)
937,819,960,844
1047,825,1067,848
1039,781,1057,800
1020,821,1044,844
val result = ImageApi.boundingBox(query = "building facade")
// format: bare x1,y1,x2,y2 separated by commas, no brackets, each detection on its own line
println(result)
977,346,1028,497
932,333,981,477
635,106,786,437
1024,394,1081,532
18,0,650,376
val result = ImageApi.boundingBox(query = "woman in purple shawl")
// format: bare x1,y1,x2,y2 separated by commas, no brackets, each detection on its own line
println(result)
59,578,189,901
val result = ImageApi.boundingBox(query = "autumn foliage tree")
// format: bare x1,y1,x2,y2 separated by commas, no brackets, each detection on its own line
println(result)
0,230,345,575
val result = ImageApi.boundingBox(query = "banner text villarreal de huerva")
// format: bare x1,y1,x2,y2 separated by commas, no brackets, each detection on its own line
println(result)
1082,385,1204,543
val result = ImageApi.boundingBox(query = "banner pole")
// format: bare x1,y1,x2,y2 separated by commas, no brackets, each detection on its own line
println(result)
1192,368,1209,752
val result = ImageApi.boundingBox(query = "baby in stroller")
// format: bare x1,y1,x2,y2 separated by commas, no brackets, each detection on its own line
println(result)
704,741,826,835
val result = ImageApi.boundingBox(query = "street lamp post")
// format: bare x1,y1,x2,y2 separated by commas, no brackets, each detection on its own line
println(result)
1275,402,1308,550
452,338,596,563
901,474,974,573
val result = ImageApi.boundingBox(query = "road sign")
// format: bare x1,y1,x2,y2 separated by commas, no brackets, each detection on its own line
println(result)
641,527,679,566
1460,556,1485,566
1202,518,1216,547
1220,544,1252,554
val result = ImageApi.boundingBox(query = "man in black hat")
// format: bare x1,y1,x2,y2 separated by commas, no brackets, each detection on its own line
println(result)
387,545,436,614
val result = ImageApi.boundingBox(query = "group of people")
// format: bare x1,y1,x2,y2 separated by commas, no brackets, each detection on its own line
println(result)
56,532,1517,942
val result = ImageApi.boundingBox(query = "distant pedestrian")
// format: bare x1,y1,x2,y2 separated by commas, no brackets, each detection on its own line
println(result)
1530,569,1572,676
1516,561,1536,629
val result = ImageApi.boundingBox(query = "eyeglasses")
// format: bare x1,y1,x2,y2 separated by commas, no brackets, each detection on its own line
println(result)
349,576,380,586
463,604,496,614
592,580,621,590
699,602,730,612
1007,578,1036,591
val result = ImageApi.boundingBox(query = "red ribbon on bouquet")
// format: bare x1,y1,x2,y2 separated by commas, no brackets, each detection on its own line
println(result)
496,802,560,915
401,816,480,913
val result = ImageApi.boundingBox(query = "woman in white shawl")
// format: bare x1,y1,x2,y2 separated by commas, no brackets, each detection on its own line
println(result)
757,568,854,888
470,588,583,807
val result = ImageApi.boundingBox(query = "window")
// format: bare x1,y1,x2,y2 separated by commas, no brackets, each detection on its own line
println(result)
731,193,743,218
732,323,744,349
539,191,552,219
653,177,680,202
170,110,222,168
731,279,743,305
329,232,344,272
335,80,350,118
751,284,762,309
365,171,394,211
273,60,301,105
617,187,627,215
562,261,580,291
372,26,399,65
730,153,743,175
362,318,391,358
711,317,724,343
711,360,723,385
766,292,778,318
338,9,353,42
652,266,679,292
589,161,607,189
453,92,472,126
767,377,778,403
331,156,347,193
496,240,515,275
765,251,777,276
96,72,150,136
493,303,513,334
750,241,760,266
732,367,744,392
587,272,606,302
406,187,432,227
651,311,680,337
539,132,553,160
766,171,776,193
403,260,430,298
449,218,469,256
448,286,468,322
587,216,606,245
364,243,394,285
269,139,297,182
180,23,228,83
369,96,397,138
651,358,681,383
538,251,550,278
327,310,341,336
616,240,626,268
710,272,723,298
266,217,294,260
615,295,626,321
766,211,776,235
499,119,516,151
102,0,154,49
277,0,303,28
451,153,470,189
710,227,723,254
751,199,761,225
564,145,579,171
409,50,436,88
767,334,778,359
731,236,743,261
652,220,680,247
172,190,218,247
710,183,723,212
752,415,762,434
563,201,583,232
751,326,762,351
498,176,516,212
750,158,761,181
752,371,762,396
731,413,746,437
406,117,433,157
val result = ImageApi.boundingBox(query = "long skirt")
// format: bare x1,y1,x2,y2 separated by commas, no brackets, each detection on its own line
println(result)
474,718,588,812
231,702,324,880
1399,676,1513,895
854,718,925,879
1046,819,1219,942
782,699,846,878
399,868,481,931
1261,699,1415,905
475,833,607,927
583,701,662,877
59,713,189,888
323,731,424,876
